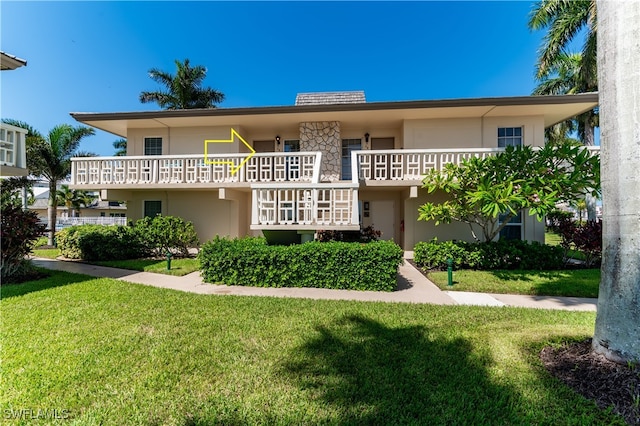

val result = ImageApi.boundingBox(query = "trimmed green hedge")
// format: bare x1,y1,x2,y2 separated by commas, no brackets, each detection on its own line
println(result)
414,239,564,271
199,237,404,291
57,225,145,261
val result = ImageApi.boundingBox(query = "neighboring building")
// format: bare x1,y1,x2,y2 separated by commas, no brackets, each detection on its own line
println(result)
29,189,127,228
69,92,598,249
0,52,28,177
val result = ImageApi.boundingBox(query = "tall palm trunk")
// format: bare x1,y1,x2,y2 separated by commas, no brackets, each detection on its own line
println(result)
592,0,640,363
47,180,57,246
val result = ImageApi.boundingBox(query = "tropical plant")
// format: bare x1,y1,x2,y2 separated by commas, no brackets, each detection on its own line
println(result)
22,124,95,245
418,142,600,242
139,59,225,110
56,185,96,217
113,138,127,156
528,0,596,84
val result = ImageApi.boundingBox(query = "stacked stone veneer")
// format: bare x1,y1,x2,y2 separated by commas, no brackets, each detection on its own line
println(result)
299,121,341,181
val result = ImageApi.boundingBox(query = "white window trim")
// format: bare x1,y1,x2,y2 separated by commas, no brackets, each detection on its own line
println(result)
144,136,163,156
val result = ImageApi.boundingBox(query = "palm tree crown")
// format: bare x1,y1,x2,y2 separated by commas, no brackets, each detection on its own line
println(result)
139,59,225,110
528,0,597,83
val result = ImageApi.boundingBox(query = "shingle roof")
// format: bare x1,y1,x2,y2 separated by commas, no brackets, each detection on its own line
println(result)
0,51,27,70
295,91,366,106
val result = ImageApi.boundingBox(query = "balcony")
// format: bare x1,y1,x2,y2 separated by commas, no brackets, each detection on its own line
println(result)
250,183,360,230
71,152,322,189
0,123,28,176
353,146,601,185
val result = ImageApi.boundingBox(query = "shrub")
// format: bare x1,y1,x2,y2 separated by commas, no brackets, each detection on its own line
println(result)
557,219,602,267
199,237,403,291
546,209,574,233
134,215,199,257
414,239,564,271
1,204,47,281
57,225,145,261
316,225,382,243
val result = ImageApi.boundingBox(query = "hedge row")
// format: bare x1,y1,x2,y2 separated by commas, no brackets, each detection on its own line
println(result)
199,237,404,291
57,215,198,261
414,239,564,271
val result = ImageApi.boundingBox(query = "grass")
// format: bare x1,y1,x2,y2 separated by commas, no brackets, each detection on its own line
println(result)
428,269,600,298
31,248,199,276
545,231,587,261
92,258,200,276
1,271,624,425
32,248,61,259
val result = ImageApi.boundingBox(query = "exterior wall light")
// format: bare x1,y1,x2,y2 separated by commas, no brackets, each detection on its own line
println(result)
364,133,370,143
276,135,281,145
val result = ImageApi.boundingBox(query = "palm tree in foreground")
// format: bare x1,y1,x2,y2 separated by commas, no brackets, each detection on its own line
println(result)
593,0,640,364
139,59,225,110
28,124,95,245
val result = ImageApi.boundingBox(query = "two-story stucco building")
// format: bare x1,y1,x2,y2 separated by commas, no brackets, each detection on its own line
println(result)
1,51,29,177
69,92,598,249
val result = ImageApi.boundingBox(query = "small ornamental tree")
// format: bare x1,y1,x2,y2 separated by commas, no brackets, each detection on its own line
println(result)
418,142,600,242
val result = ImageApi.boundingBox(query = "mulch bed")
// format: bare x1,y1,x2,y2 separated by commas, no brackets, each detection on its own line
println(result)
541,339,640,425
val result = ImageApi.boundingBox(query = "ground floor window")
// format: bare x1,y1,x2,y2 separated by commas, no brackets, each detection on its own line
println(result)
499,211,522,240
144,200,162,218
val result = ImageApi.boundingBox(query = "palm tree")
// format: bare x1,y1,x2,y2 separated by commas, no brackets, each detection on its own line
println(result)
56,184,82,217
139,59,225,110
27,124,95,245
593,0,640,364
528,0,597,84
530,2,599,220
113,138,127,156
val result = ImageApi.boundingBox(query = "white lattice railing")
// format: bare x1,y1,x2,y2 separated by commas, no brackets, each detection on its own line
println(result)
0,123,27,170
353,148,505,182
353,146,601,182
250,183,360,229
71,152,322,186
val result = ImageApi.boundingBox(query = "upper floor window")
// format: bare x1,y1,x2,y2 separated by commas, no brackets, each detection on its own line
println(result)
284,140,300,153
144,137,162,155
497,127,522,148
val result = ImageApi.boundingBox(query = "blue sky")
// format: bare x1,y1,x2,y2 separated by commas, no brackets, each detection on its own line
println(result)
2,1,563,156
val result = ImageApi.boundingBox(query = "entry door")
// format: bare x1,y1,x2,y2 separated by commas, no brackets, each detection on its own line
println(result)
370,200,395,241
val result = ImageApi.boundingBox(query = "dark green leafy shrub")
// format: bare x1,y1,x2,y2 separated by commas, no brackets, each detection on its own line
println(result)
557,219,602,267
57,225,145,261
1,204,47,281
199,237,403,291
134,215,199,257
414,239,564,271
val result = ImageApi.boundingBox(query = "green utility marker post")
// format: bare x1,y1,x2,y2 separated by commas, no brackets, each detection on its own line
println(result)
447,258,453,287
166,252,172,270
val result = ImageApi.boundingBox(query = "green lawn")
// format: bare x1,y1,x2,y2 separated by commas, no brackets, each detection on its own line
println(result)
31,249,199,276
545,231,587,261
92,258,200,276
1,271,623,425
428,269,600,298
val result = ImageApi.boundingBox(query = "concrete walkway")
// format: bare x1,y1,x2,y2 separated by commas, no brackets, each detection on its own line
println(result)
31,258,597,311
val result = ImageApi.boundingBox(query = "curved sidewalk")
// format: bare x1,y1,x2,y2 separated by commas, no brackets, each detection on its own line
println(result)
31,258,597,311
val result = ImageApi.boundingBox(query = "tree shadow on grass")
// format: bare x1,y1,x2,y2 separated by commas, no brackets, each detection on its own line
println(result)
278,314,527,424
1,270,92,299
489,270,599,298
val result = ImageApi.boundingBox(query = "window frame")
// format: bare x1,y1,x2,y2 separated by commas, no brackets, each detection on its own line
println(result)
497,127,523,148
143,200,162,218
144,137,163,156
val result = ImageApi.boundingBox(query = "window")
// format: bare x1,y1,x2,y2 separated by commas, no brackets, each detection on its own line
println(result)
341,139,362,180
497,127,522,148
144,137,162,155
284,140,300,153
100,212,105,217
144,200,162,218
499,211,522,240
